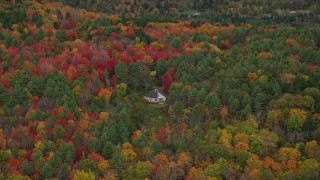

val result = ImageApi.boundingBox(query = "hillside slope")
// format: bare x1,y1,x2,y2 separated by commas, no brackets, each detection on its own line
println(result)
0,1,320,179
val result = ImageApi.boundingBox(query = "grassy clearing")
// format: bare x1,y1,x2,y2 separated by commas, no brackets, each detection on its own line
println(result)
131,97,172,131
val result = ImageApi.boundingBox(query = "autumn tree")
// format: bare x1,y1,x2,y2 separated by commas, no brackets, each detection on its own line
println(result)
0,150,12,174
162,72,173,94
73,170,95,180
204,158,227,179
122,161,154,179
78,158,98,173
298,159,320,179
121,142,137,162
177,151,192,174
154,153,170,179
286,109,307,132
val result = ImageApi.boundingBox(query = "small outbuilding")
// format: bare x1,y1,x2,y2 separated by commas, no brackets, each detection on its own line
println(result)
144,89,166,104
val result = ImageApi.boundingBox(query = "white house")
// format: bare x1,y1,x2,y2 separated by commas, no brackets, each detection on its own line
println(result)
144,89,166,104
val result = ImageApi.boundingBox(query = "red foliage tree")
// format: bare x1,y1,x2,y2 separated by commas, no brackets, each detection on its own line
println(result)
0,79,11,91
75,146,87,162
6,157,18,169
158,127,167,145
162,72,173,94
25,150,33,161
51,106,62,117
179,122,187,132
64,133,71,142
243,50,247,57
106,59,117,75
126,27,135,38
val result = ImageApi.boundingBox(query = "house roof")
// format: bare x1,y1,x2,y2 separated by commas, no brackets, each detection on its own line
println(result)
144,89,166,98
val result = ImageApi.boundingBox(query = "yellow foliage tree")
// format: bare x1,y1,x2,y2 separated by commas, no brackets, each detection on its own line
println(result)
177,151,192,167
233,133,250,145
277,147,301,172
155,153,169,167
73,170,95,180
122,142,133,149
218,129,233,150
247,72,259,82
210,44,222,54
11,24,18,31
266,110,284,128
150,71,156,79
289,108,307,124
121,142,137,162
34,141,44,151
246,154,263,170
188,167,206,180
0,129,5,150
257,52,273,59
235,142,249,151
99,112,109,121
72,85,82,96
306,140,319,160
98,160,109,172
18,150,27,161
280,73,296,84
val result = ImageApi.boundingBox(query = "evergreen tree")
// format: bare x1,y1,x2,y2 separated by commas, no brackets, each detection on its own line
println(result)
103,122,119,144
22,160,33,176
56,163,71,179
204,94,221,110
57,143,75,164
132,134,148,149
115,62,128,83
0,84,6,104
55,30,68,42
195,88,206,103
111,145,124,171
6,82,29,108
128,63,141,90
286,116,302,132
156,59,167,83
102,141,114,159
40,163,54,179
4,35,13,48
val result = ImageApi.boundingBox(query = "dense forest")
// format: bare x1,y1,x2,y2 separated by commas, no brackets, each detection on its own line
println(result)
50,0,320,25
0,0,320,179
